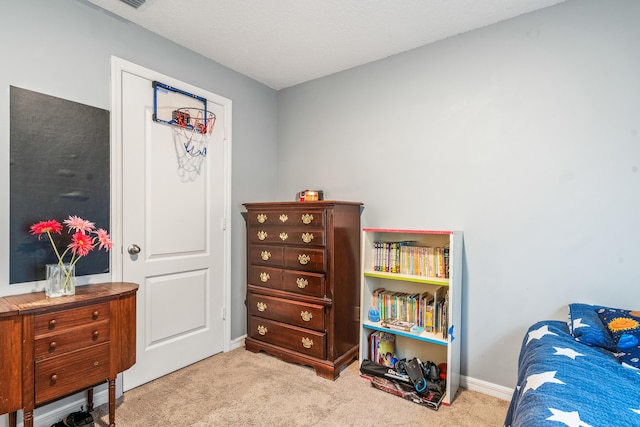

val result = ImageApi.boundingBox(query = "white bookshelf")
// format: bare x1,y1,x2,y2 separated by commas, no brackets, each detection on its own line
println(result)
359,228,463,405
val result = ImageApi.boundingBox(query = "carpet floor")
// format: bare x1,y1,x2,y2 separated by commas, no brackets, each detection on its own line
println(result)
94,347,509,426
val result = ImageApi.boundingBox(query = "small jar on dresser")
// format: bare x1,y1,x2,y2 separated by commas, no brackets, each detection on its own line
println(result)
243,200,363,380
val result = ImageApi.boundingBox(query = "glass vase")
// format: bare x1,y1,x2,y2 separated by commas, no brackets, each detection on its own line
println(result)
45,263,75,297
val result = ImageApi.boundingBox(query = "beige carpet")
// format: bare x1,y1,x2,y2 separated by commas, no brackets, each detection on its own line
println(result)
94,347,509,426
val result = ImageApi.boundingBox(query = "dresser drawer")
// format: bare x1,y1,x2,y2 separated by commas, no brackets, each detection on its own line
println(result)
249,226,326,247
34,303,110,336
249,245,284,267
284,247,326,272
34,321,110,361
35,342,110,405
248,293,325,331
248,316,326,359
248,209,325,227
280,228,325,247
282,270,325,298
248,266,283,290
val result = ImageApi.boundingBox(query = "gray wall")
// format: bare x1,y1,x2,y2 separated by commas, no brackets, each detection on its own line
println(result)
277,0,640,388
0,0,278,343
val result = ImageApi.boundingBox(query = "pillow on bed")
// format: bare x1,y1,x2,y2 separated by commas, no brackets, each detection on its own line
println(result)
568,303,615,350
596,306,640,369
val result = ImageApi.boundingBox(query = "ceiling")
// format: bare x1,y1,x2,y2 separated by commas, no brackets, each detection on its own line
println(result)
86,0,567,90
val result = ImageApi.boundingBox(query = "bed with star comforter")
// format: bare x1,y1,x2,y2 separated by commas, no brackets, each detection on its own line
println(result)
504,320,640,427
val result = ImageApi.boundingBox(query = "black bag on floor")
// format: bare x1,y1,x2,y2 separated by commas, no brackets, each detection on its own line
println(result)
65,411,94,427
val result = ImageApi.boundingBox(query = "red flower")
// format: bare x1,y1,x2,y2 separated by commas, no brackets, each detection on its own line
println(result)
30,215,111,278
29,220,63,238
69,232,95,257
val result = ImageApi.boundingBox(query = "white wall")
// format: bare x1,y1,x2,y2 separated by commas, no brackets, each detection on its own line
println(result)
0,0,277,341
277,0,640,388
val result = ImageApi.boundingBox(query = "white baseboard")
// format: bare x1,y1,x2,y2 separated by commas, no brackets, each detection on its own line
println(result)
229,334,246,350
461,375,514,401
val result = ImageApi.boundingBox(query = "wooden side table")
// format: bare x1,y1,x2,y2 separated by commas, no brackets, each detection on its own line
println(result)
0,282,138,427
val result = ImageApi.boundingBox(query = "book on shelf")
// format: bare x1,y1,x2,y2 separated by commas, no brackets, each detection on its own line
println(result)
372,286,447,336
372,240,450,279
381,318,416,332
369,331,398,366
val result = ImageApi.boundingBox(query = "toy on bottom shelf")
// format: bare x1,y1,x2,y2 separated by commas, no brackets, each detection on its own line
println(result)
360,357,446,410
378,332,398,367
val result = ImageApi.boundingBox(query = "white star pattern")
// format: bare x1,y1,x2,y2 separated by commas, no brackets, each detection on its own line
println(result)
522,371,565,395
547,408,593,427
631,408,640,415
553,347,584,360
572,317,589,330
527,325,558,345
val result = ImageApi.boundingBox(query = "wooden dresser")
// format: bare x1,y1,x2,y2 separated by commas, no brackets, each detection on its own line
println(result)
243,201,362,379
0,282,138,427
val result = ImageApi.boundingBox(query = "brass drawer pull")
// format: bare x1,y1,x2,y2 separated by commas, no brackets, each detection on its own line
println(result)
301,311,313,322
257,214,267,223
50,374,58,382
301,337,313,349
301,214,314,224
298,254,310,265
279,232,288,241
92,310,99,319
260,251,271,261
49,341,57,351
257,231,268,241
257,302,267,312
257,325,268,336
260,272,270,283
279,214,288,223
301,233,314,244
296,278,308,289
49,319,57,328
93,330,99,339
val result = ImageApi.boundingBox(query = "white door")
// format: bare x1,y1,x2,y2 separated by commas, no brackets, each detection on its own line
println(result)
111,58,231,390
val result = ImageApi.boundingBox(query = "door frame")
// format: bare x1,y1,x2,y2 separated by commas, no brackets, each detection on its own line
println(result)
109,56,233,354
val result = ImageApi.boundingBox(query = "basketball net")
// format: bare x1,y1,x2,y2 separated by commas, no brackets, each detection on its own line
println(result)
171,108,216,181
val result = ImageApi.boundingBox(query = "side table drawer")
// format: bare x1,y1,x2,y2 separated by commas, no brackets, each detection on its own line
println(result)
35,342,110,405
248,293,325,331
34,321,110,361
35,303,110,335
248,316,326,359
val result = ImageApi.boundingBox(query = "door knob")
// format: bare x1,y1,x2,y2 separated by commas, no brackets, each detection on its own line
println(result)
128,244,141,255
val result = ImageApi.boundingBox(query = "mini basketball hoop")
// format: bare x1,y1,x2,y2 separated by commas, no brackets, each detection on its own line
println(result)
172,107,216,156
170,107,216,181
152,81,218,180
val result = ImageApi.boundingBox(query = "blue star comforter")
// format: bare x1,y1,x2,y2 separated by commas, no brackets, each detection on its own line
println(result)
505,320,640,427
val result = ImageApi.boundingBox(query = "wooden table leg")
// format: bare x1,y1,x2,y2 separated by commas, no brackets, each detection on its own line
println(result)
109,378,116,427
23,410,33,427
8,411,16,427
87,387,94,412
